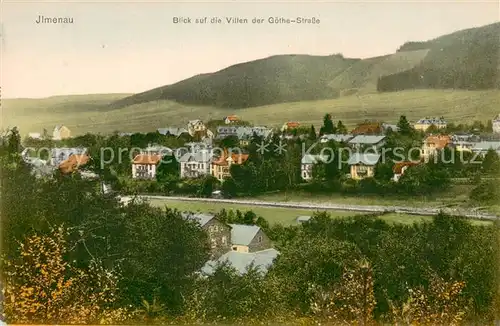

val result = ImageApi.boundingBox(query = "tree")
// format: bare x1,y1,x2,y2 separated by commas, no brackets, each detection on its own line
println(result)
218,135,240,149
156,153,180,188
374,162,394,181
482,149,500,175
221,177,237,198
336,120,348,134
308,125,317,141
470,180,500,203
309,259,376,325
322,114,335,135
2,227,134,324
396,115,413,136
6,127,21,157
389,275,467,326
197,175,219,197
119,205,210,313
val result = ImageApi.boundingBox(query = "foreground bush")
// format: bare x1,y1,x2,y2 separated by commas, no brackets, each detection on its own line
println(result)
2,227,135,324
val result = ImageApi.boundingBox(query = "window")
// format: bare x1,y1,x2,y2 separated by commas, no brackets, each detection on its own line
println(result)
232,246,237,251
211,238,217,248
258,236,263,243
213,225,219,232
222,236,227,244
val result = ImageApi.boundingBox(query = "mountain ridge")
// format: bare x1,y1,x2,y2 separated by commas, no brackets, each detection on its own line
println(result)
106,22,500,110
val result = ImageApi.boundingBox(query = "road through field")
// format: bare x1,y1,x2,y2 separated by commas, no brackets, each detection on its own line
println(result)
133,195,500,221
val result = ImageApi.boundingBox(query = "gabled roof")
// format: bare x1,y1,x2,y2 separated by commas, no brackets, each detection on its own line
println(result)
348,135,386,145
188,119,203,126
392,161,419,174
132,154,163,165
201,248,279,276
347,153,381,166
182,212,215,227
301,154,329,164
178,150,212,163
228,224,261,246
416,117,447,125
59,154,90,174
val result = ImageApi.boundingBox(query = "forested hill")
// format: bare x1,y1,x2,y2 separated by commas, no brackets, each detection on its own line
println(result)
377,22,500,92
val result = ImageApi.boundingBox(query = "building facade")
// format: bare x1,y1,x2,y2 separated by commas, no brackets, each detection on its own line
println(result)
348,153,381,180
413,117,447,132
131,154,162,179
52,125,71,140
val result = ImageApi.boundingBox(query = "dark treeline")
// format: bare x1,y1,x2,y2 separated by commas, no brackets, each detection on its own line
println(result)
379,23,500,92
2,127,500,324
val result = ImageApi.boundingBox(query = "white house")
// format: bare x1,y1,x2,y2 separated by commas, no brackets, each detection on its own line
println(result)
187,120,207,137
131,154,162,179
413,117,447,131
178,149,212,178
347,153,381,180
301,154,329,181
493,114,500,134
224,115,240,124
52,125,71,140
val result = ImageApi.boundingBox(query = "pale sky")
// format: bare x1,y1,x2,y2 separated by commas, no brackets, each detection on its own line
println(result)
2,0,499,98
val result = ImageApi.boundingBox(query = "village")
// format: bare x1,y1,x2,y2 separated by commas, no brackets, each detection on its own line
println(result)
23,113,500,184
13,113,500,275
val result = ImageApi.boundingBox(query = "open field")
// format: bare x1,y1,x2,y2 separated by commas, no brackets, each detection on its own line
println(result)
144,198,494,226
4,89,500,137
251,185,475,208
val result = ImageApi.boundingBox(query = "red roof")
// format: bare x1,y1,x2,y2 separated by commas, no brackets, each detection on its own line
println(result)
212,150,249,166
351,122,383,135
424,135,451,150
59,154,90,174
225,115,239,121
132,154,163,165
393,161,419,174
286,122,300,128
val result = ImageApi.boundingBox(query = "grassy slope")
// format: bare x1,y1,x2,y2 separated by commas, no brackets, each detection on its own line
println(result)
111,23,499,109
147,198,432,225
4,89,500,136
329,49,430,94
111,54,358,109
